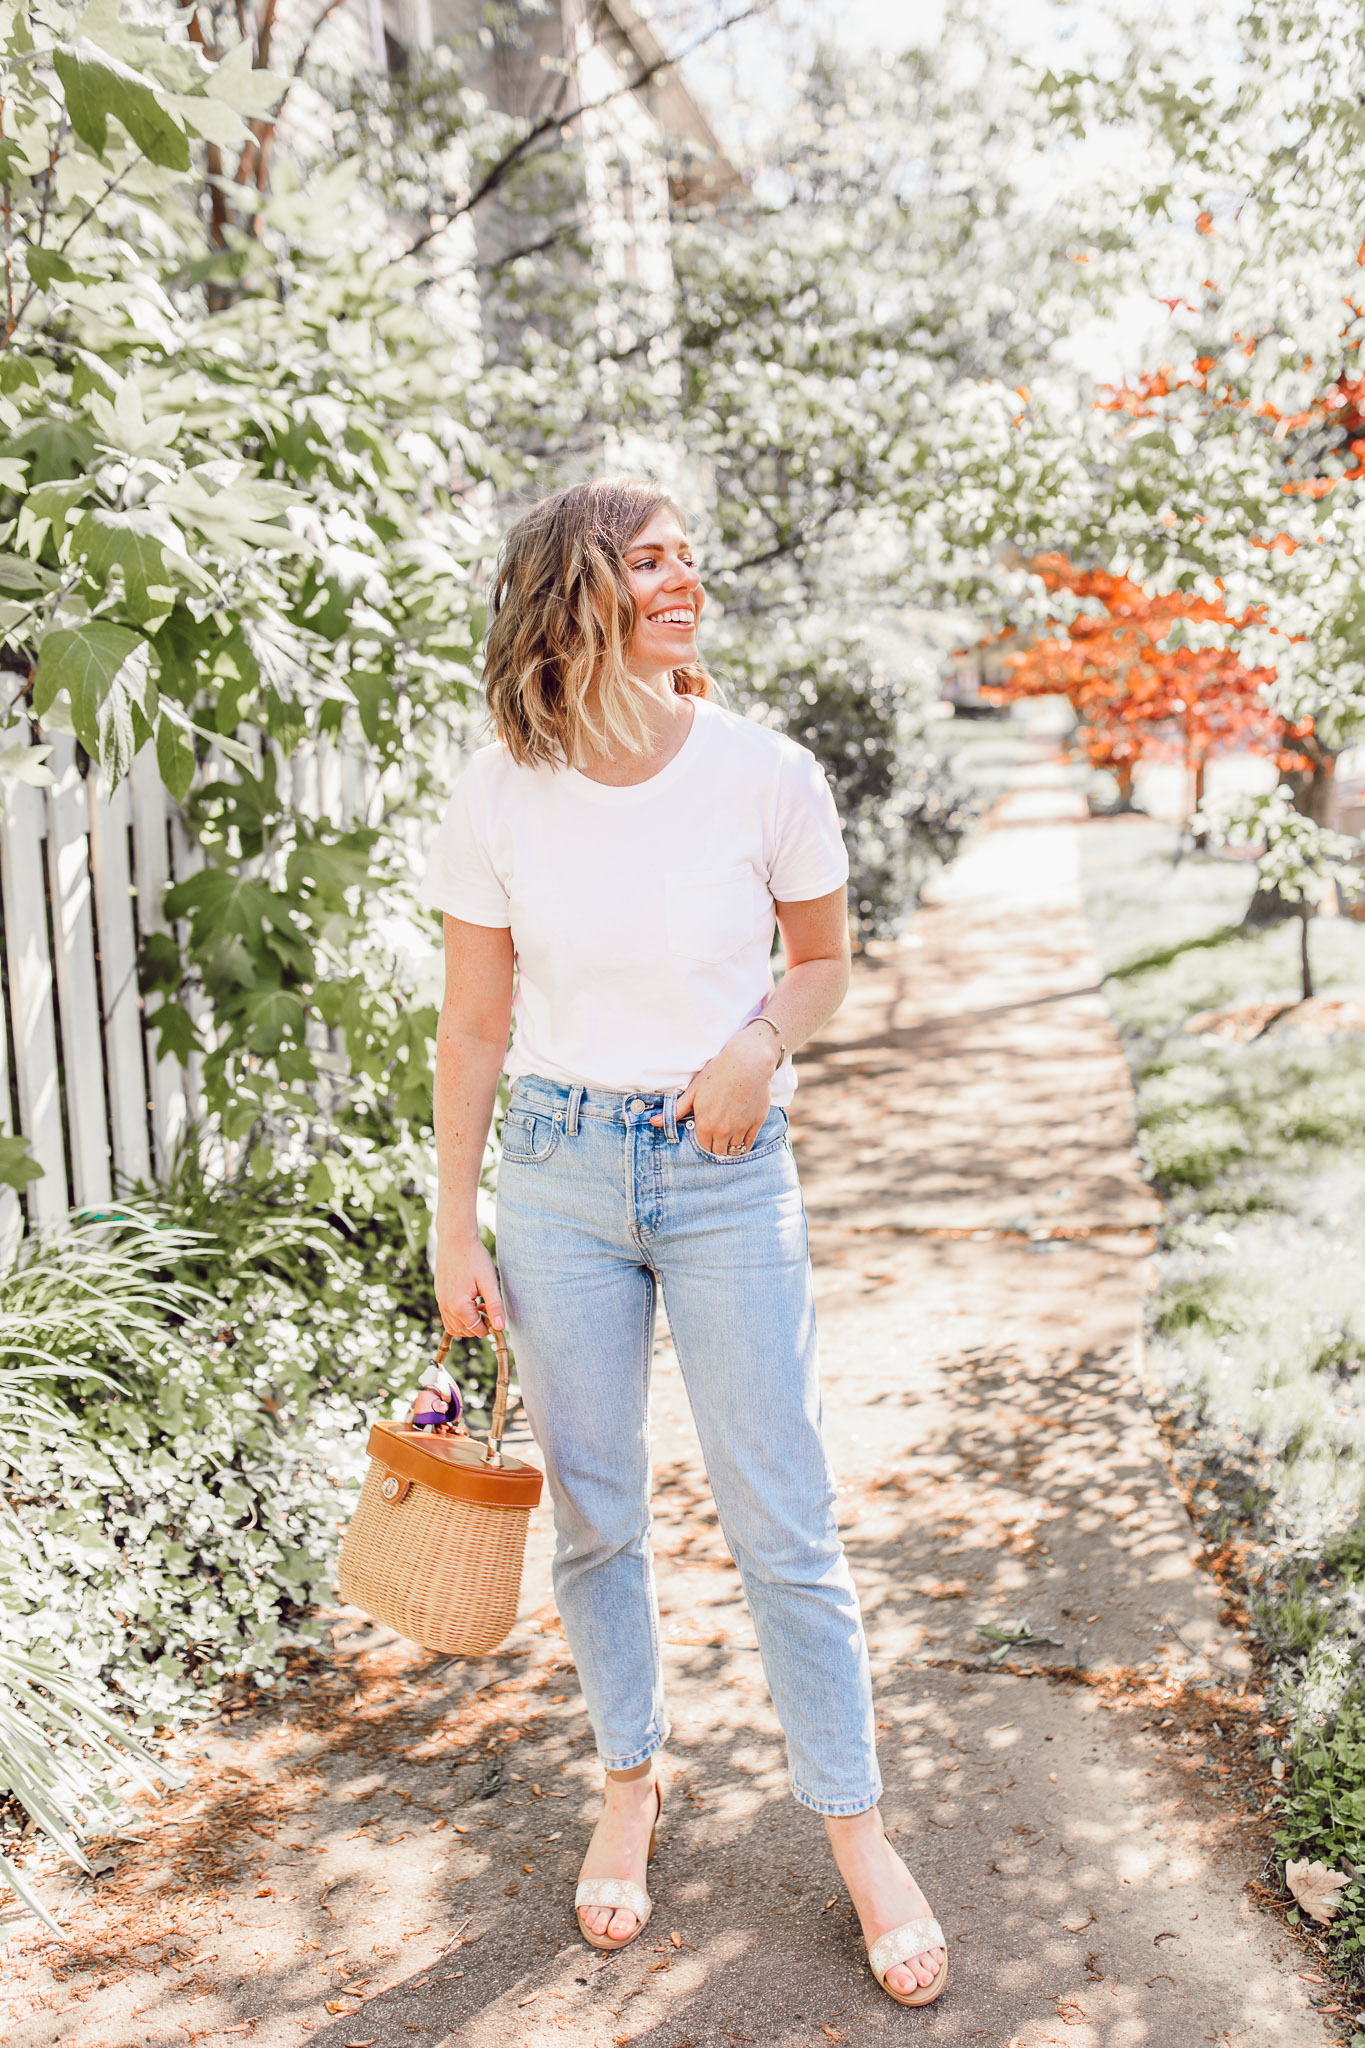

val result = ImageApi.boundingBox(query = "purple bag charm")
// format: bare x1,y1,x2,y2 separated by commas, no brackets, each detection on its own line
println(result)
410,1353,465,1433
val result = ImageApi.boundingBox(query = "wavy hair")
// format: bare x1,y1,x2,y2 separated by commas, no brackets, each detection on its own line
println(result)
482,477,714,769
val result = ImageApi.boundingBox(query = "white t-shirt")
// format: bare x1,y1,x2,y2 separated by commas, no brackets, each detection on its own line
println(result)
419,697,848,1105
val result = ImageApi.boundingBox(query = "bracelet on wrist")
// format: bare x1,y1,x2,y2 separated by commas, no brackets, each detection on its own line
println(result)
744,1014,787,1067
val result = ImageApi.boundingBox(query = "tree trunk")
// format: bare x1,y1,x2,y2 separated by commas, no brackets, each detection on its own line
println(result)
1115,759,1135,807
1244,742,1340,926
1300,904,1314,1002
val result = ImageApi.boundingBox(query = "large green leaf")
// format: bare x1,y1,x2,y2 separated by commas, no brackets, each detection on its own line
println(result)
154,708,196,800
163,868,309,968
144,995,199,1065
33,623,153,785
0,1136,43,1193
3,418,96,485
0,553,57,592
200,36,287,120
16,478,91,556
24,249,98,292
156,472,307,557
53,40,190,172
72,508,207,627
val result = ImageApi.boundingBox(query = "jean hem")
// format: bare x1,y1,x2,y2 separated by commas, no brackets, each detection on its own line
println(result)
599,1726,671,1774
790,1780,883,1818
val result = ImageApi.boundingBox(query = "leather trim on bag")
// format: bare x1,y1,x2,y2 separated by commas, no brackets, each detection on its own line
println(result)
366,1421,543,1509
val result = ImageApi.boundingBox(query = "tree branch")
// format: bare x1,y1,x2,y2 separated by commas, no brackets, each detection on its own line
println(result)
477,222,582,274
403,1,768,258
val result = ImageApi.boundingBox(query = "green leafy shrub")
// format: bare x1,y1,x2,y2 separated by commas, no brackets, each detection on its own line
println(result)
0,1,490,1197
1276,1688,1365,1979
0,1176,492,1722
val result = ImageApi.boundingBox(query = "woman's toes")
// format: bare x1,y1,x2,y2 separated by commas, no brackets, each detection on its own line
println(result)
883,1949,941,1994
607,1907,638,1941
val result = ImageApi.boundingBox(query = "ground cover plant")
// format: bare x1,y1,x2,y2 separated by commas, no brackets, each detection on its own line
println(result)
0,1169,501,1928
1079,810,1365,1989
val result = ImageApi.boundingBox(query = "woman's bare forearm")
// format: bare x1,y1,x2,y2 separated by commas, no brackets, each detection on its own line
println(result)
754,954,849,1057
430,917,515,1334
433,1019,505,1236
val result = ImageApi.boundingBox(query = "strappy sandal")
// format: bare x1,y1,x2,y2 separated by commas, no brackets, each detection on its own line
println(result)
867,1913,950,2008
574,1779,663,1954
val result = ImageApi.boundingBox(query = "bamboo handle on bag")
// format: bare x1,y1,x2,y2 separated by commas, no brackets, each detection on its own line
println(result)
485,1324,510,1468
434,1307,509,1468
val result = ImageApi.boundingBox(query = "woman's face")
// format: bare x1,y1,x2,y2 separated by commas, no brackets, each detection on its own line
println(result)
621,509,705,681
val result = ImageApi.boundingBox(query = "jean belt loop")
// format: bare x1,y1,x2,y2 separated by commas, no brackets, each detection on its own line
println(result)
663,1090,680,1144
566,1084,583,1138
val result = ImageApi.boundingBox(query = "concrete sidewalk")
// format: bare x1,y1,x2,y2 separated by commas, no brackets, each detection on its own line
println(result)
3,748,1336,2048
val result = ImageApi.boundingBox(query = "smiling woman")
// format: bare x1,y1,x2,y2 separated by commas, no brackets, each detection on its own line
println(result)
418,474,949,2007
482,478,712,770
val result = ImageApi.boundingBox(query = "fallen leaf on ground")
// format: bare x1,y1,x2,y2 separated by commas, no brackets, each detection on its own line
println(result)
1286,1859,1350,1925
821,2030,844,2043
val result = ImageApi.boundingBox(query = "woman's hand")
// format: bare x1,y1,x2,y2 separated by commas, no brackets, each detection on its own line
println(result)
655,1023,780,1154
434,1227,505,1336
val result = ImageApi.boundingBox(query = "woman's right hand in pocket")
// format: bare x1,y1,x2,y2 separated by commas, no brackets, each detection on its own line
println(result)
434,1229,505,1336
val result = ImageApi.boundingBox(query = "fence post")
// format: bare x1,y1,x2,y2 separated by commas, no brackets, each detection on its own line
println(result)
0,745,69,1228
87,768,154,1189
45,737,113,1210
129,750,186,1176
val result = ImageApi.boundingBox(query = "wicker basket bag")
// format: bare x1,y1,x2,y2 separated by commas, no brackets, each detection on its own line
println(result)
337,1326,542,1656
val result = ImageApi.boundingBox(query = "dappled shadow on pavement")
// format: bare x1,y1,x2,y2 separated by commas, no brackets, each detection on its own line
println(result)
797,910,1160,1238
4,759,1332,2048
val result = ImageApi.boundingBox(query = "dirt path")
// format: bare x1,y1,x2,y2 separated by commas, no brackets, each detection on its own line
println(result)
4,747,1339,2048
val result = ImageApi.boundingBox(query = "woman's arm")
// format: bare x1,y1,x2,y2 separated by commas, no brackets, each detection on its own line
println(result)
433,914,516,1335
661,887,851,1153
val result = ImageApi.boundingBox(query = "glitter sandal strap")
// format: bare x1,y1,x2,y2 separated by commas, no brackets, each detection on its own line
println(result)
868,1916,946,1983
575,1878,651,1922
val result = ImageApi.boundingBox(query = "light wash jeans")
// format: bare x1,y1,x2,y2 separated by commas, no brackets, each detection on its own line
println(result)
495,1073,881,1817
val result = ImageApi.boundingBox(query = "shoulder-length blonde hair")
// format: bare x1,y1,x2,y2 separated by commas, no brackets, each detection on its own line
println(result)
482,476,714,769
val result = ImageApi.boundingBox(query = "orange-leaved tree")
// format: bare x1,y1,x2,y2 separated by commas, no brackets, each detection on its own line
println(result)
981,555,1307,813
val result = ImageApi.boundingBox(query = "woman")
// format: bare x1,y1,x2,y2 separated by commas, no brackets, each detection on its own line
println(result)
421,477,947,2009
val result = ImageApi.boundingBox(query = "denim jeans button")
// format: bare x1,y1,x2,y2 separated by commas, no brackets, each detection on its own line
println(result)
628,1097,647,1113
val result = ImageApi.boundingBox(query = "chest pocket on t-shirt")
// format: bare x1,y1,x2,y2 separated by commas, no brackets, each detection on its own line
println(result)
664,866,766,963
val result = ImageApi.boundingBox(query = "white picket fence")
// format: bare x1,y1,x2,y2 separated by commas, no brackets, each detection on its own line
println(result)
0,728,393,1257
0,736,195,1250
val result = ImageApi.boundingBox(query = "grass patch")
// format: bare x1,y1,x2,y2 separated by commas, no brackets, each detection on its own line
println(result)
1079,808,1365,1992
1108,920,1249,981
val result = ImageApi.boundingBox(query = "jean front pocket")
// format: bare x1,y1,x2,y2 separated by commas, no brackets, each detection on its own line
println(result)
684,1106,788,1164
500,1105,560,1164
